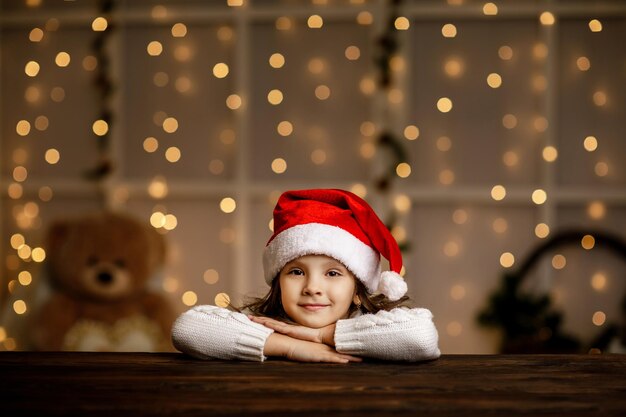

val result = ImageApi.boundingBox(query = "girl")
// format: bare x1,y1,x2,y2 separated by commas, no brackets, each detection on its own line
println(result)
172,189,440,363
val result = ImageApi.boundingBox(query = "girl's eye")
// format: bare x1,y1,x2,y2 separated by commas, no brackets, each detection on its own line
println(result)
327,270,342,277
288,269,304,276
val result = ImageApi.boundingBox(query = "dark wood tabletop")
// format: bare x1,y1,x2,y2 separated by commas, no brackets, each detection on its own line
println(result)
1,352,625,416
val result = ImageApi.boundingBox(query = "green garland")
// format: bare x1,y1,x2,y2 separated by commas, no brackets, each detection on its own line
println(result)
477,229,626,353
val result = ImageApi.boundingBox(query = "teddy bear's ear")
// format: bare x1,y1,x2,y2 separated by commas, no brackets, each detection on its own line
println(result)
46,220,72,255
146,225,167,269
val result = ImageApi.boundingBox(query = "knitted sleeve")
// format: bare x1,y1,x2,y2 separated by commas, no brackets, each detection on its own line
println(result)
334,307,441,361
171,305,274,361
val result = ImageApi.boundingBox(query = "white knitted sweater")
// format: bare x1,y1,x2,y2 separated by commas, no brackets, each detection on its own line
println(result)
171,305,441,362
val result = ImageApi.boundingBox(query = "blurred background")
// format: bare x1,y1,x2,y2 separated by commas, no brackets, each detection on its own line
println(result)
1,0,625,354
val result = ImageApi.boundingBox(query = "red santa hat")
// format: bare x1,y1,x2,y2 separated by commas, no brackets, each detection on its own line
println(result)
262,189,408,301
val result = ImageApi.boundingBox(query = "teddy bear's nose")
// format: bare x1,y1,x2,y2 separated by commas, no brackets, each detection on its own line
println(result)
96,271,114,285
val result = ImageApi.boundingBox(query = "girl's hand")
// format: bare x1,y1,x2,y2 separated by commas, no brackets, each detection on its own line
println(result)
264,333,361,363
249,315,336,346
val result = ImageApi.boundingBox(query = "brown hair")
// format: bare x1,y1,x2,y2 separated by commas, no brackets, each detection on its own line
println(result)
230,275,412,322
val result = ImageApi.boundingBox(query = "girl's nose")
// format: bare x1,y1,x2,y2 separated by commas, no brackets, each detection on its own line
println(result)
303,274,323,295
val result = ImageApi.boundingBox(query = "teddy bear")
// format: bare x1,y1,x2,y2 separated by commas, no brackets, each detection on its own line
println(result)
32,211,176,352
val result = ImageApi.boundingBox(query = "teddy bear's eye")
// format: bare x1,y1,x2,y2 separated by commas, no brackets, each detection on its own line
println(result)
87,256,99,266
114,259,126,268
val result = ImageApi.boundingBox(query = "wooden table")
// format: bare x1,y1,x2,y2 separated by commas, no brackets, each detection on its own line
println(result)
1,352,625,416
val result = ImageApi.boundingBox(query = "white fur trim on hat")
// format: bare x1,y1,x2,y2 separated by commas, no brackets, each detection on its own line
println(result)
378,271,408,301
263,223,381,292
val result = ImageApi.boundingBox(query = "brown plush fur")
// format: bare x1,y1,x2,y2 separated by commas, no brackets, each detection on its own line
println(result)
32,211,175,351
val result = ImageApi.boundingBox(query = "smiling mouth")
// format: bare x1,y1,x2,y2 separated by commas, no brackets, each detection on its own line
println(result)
299,304,330,311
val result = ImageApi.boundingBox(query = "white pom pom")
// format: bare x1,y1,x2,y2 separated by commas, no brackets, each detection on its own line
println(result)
378,271,407,301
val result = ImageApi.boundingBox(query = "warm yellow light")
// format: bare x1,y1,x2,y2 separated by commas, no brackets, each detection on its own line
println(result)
92,120,108,136
394,194,412,213
269,53,285,68
45,149,60,164
220,197,237,213
540,12,555,26
150,212,166,228
182,291,198,306
275,16,293,31
441,23,457,38
533,116,548,132
18,271,32,286
13,166,28,182
552,254,566,270
533,43,548,60
226,94,242,110
502,114,517,129
493,218,508,234
444,58,463,78
17,244,32,260
25,86,41,103
588,19,602,32
483,2,498,15
174,45,192,62
143,137,159,153
209,159,225,175
576,56,591,71
308,58,325,74
535,223,550,238
439,169,455,185
8,183,23,199
592,311,606,326
452,209,467,225
32,247,46,262
315,85,331,100
204,269,219,285
359,77,376,95
583,136,598,152
92,16,108,31
151,4,167,18
227,0,243,6
360,121,376,137
16,120,31,136
345,46,361,61
220,129,236,145
162,117,178,133
147,41,163,56
350,183,367,199
388,88,403,104
217,26,234,41
581,235,595,250
51,87,65,102
308,15,323,29
542,146,558,162
500,252,515,268
39,186,53,202
267,89,284,105
588,201,606,220
396,163,412,178
450,285,466,301
591,272,607,291
491,185,506,201
310,149,327,165
593,91,607,107
277,121,293,137
498,46,513,60
35,115,49,131
360,142,375,159
487,73,502,88
436,136,452,152
404,125,419,140
394,17,410,30
215,293,231,308
532,189,547,205
446,321,462,337
25,61,40,77
163,214,178,231
13,300,27,315
55,52,70,67
532,75,548,92
595,162,609,177
10,234,25,249
271,158,287,174
171,23,187,37
29,28,44,42
165,147,181,163
356,11,373,25
443,241,459,257
437,97,453,113
148,177,168,199
213,63,229,79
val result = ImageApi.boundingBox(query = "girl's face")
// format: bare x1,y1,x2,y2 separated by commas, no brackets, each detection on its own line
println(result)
279,255,358,328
